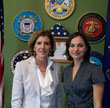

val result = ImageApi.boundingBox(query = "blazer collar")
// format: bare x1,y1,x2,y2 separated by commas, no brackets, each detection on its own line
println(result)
27,56,55,93
26,56,40,97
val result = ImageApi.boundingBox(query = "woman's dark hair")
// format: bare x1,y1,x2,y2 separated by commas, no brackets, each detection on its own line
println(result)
65,32,91,61
28,30,56,57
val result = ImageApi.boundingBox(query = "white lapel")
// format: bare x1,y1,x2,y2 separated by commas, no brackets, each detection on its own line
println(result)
27,56,40,97
27,57,58,95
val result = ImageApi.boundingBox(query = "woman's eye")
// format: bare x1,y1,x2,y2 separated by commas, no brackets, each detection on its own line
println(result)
70,44,74,47
36,42,50,45
44,42,50,45
69,44,84,47
78,44,84,47
36,42,41,45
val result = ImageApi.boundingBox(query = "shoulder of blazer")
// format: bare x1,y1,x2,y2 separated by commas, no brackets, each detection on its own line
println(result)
51,62,60,70
17,56,35,67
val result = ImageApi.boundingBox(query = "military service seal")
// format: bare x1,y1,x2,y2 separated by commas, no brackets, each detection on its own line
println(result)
13,11,42,41
10,50,30,74
78,13,106,43
89,51,103,68
45,0,75,19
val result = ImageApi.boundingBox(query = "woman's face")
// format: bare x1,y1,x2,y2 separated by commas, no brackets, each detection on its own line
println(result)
33,36,51,60
69,36,87,61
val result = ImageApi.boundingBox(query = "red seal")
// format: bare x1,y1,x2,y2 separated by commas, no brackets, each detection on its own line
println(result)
78,13,106,43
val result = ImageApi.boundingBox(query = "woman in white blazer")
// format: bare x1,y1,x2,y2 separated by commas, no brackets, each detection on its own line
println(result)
11,30,62,108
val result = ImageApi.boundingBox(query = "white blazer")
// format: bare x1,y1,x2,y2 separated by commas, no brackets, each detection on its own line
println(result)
11,56,62,108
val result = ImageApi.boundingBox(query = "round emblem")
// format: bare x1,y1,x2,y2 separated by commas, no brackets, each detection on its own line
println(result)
89,51,103,68
78,13,106,43
13,11,42,41
45,0,75,19
10,50,30,74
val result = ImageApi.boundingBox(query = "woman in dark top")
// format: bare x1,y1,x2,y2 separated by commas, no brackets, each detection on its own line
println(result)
63,32,105,108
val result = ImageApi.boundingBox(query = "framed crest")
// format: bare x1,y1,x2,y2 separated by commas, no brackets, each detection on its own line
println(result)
13,11,42,41
78,13,106,43
10,50,30,74
89,51,104,68
45,0,75,19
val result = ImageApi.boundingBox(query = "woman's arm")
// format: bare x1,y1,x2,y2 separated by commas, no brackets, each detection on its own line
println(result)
93,83,104,108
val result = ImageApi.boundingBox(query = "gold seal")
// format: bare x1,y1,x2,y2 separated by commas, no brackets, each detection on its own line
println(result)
45,0,75,20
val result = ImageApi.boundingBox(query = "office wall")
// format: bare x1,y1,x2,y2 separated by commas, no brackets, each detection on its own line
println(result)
4,0,108,107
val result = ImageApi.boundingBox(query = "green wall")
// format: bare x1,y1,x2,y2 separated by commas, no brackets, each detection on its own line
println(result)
4,0,108,108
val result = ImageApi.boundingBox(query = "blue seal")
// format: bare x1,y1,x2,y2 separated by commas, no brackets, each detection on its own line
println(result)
89,51,103,68
13,11,42,41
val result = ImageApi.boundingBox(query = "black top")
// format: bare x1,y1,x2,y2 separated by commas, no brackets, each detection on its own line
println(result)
63,61,105,108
